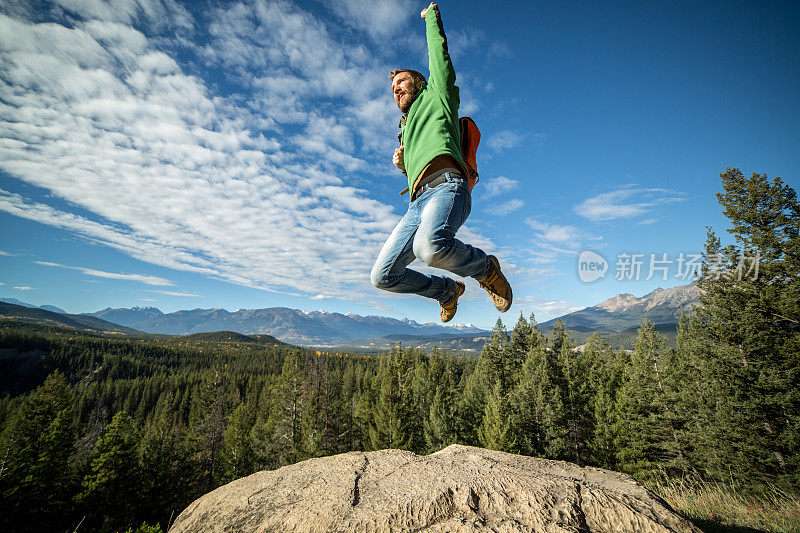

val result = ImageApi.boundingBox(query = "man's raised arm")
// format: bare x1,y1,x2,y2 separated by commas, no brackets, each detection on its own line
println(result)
421,3,456,92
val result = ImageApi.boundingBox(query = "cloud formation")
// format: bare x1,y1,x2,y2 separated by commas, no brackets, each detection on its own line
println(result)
144,289,202,297
490,198,524,215
319,0,413,41
483,176,520,198
574,188,686,222
513,294,583,322
525,218,584,247
486,130,522,152
0,2,413,301
33,261,174,286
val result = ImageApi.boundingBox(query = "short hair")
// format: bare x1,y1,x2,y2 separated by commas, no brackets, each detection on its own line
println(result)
388,69,426,96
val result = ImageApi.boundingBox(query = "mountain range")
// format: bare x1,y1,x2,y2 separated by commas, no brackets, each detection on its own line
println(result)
1,282,700,348
87,306,486,346
538,282,700,332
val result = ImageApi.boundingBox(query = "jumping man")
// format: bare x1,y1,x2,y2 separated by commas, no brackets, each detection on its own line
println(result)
370,2,512,322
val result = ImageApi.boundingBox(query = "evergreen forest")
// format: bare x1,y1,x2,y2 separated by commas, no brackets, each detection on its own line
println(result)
0,168,797,532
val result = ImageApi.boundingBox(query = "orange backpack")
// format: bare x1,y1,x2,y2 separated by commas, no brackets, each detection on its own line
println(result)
459,116,480,190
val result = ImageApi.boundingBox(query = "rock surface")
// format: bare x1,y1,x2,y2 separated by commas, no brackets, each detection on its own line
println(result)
170,444,701,532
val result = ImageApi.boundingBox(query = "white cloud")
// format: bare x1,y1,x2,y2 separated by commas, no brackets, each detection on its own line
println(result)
488,41,512,59
0,190,220,276
319,0,413,41
574,187,686,222
144,290,202,297
523,249,559,264
513,295,583,323
33,261,174,286
489,198,524,215
14,286,34,291
0,250,13,256
483,176,520,198
525,219,583,247
52,0,193,30
486,130,522,152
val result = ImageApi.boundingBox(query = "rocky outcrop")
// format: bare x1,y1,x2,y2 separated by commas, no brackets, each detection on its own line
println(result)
170,445,701,533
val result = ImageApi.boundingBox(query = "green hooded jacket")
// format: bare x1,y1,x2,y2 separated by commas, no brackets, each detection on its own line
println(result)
400,5,468,196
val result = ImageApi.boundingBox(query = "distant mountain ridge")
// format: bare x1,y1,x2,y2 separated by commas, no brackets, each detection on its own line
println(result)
0,302,141,335
538,282,700,332
0,298,66,314
3,283,701,349
87,306,488,346
91,306,164,326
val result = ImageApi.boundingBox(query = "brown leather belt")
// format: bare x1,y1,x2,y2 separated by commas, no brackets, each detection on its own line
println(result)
411,169,464,201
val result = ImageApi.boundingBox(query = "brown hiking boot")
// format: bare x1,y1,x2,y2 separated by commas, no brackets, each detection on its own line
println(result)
478,255,512,312
440,280,465,323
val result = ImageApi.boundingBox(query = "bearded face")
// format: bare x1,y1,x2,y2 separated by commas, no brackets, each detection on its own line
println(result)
391,71,419,113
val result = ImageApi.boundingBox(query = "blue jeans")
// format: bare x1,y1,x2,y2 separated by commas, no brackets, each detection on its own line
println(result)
371,172,490,303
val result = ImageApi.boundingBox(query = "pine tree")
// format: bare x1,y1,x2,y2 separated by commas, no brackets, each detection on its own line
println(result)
508,316,546,457
138,415,192,528
695,168,799,486
78,411,141,531
559,333,601,466
484,319,511,392
478,381,516,452
355,364,378,451
457,320,511,448
613,321,691,480
299,354,335,460
457,356,488,446
535,320,570,459
0,371,77,533
407,349,430,453
270,350,306,465
424,354,458,452
222,403,256,481
369,346,416,450
193,371,230,489
588,336,625,469
339,360,361,452
507,313,534,385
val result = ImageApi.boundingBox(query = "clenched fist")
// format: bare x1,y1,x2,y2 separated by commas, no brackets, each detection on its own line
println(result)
393,145,405,172
421,2,436,19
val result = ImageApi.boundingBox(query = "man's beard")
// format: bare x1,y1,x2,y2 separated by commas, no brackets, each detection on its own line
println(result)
399,90,419,114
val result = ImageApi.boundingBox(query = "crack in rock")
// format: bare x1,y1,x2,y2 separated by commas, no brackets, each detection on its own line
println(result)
351,455,369,507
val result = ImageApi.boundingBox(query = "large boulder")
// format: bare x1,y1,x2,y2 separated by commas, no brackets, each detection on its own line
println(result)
170,444,701,532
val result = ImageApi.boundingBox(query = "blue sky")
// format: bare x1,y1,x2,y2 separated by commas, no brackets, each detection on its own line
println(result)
1,0,798,329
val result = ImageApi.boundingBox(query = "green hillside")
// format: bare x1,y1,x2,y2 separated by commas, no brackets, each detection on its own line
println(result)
183,330,286,345
0,302,143,335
